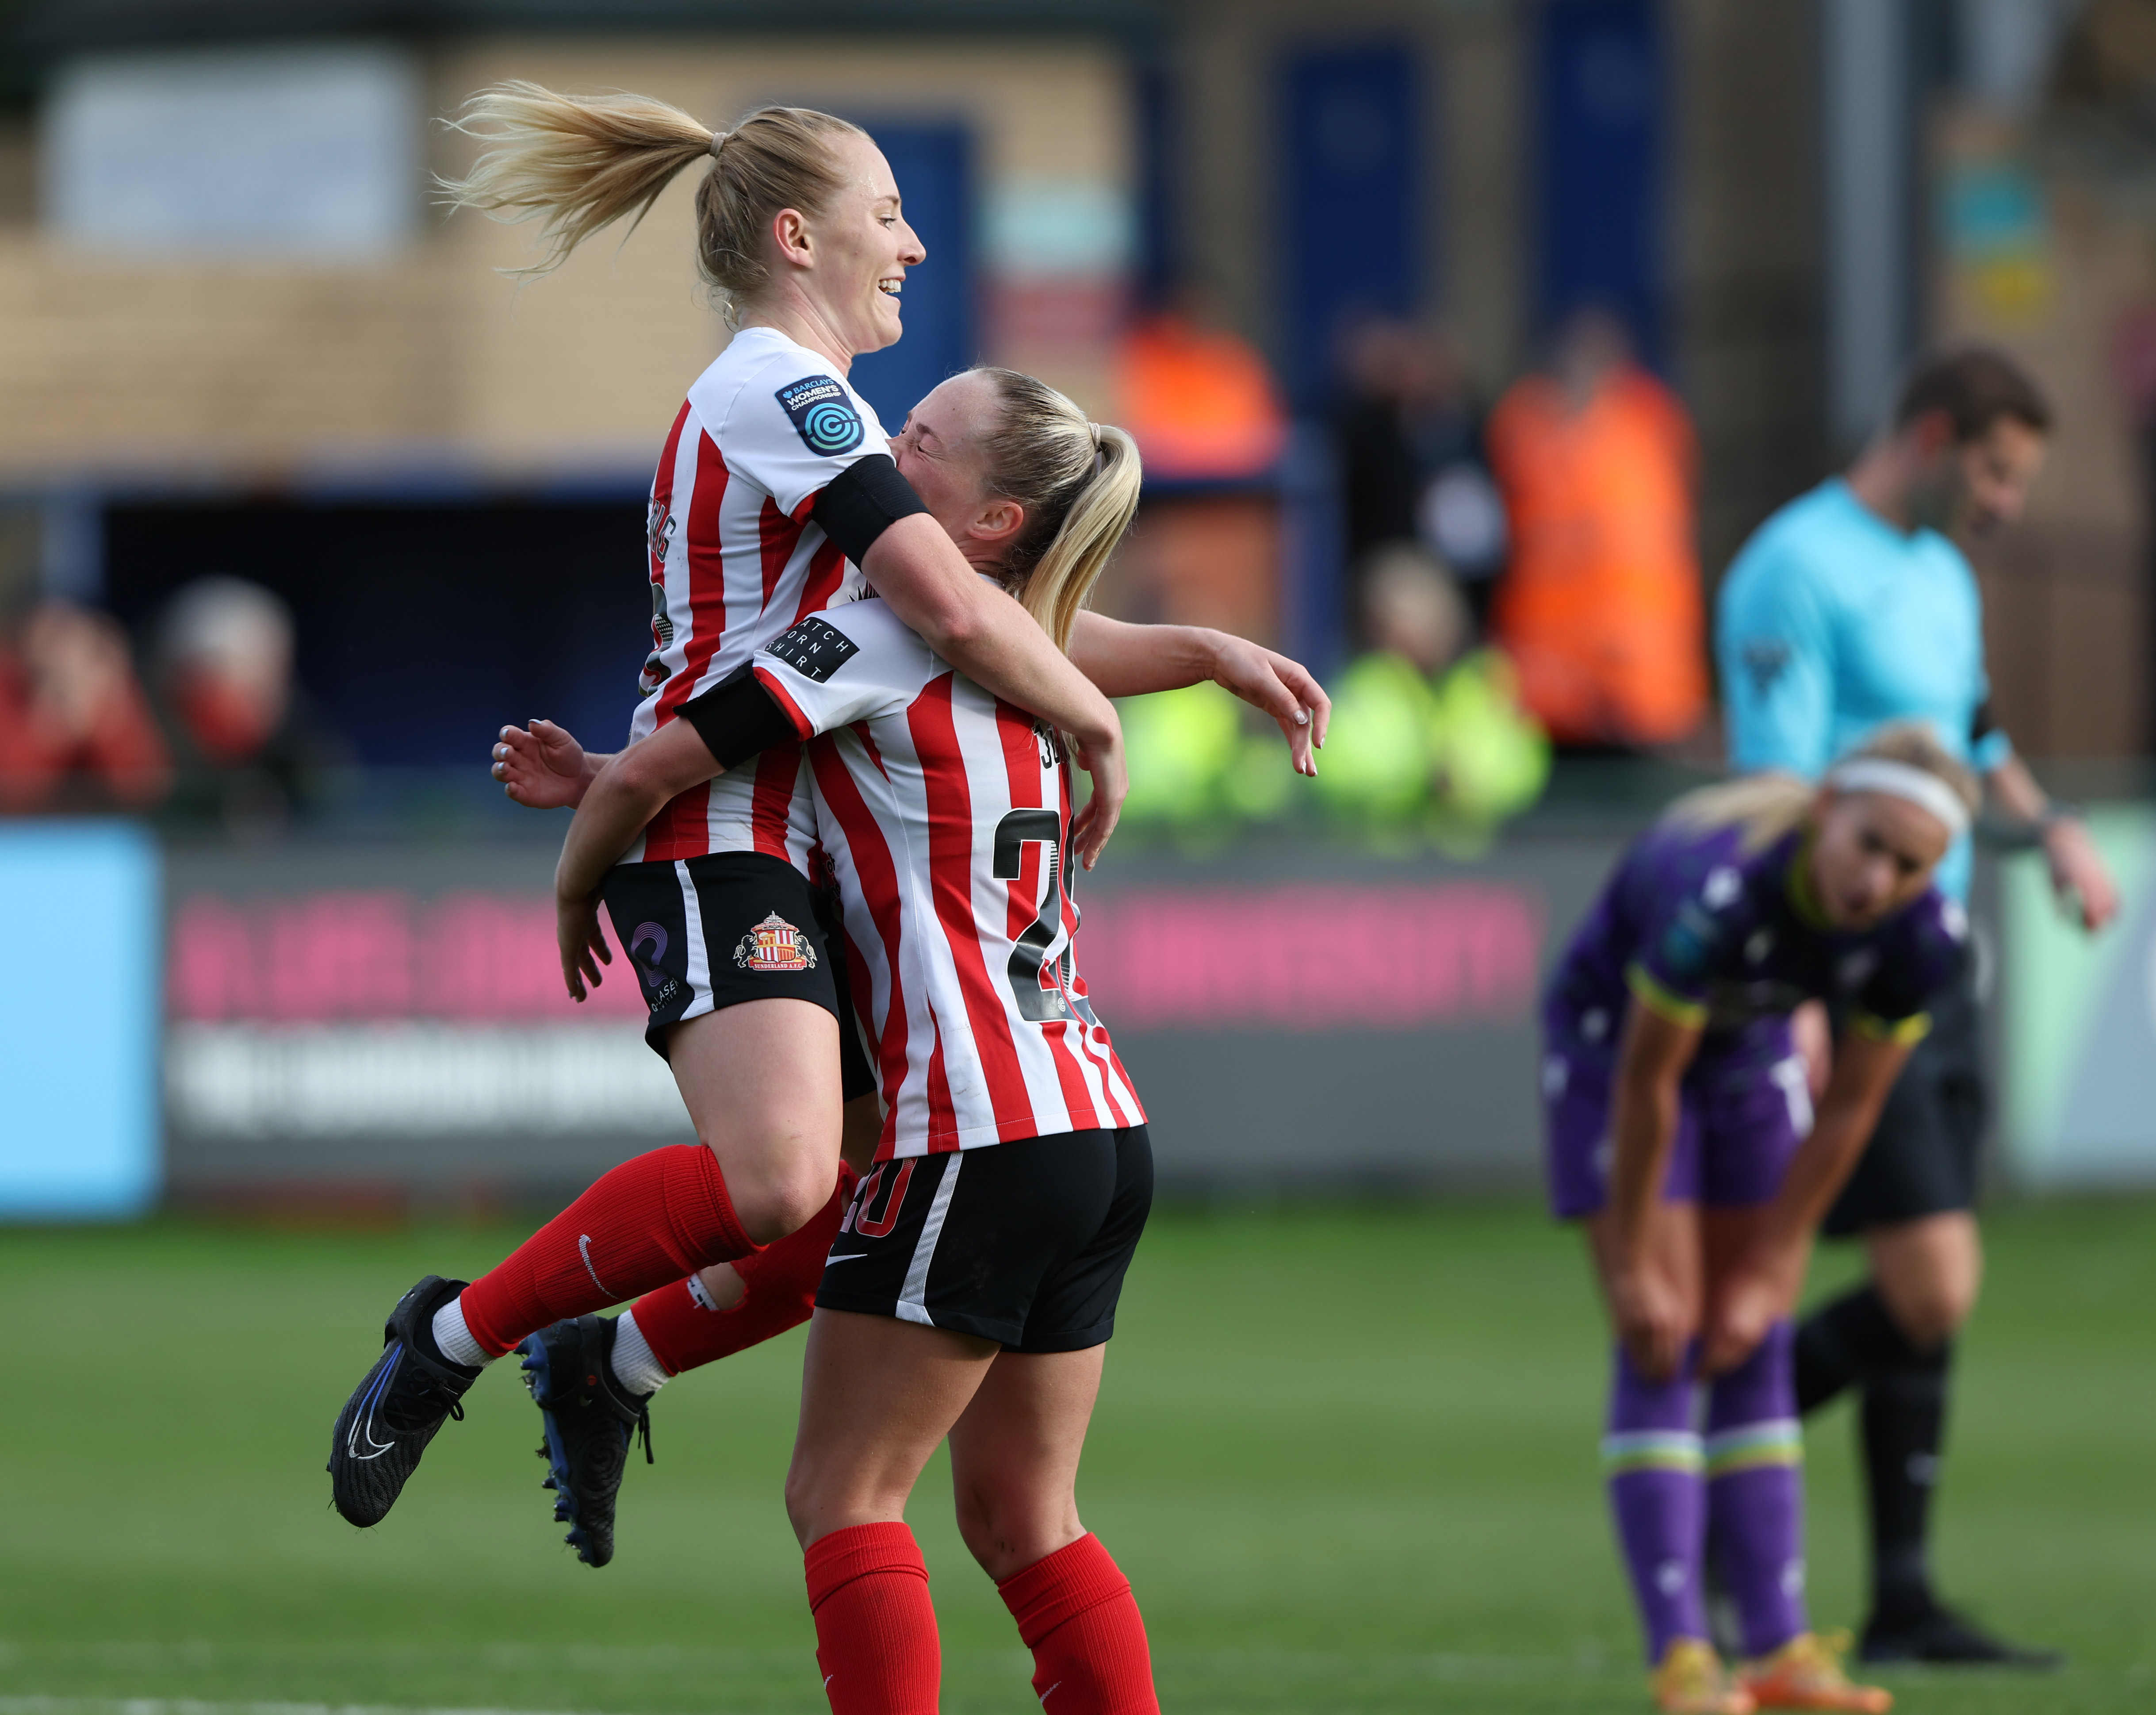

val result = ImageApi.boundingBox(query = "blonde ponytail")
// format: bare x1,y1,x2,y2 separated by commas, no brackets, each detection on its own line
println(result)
970,369,1144,652
438,81,864,313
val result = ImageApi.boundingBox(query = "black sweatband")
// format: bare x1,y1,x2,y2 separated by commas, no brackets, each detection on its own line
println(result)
812,453,931,564
677,664,800,771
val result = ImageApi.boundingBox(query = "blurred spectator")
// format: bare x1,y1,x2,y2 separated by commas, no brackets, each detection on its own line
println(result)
1114,285,1288,482
153,576,345,829
1315,545,1550,854
0,599,171,813
1332,317,1508,632
1485,308,1707,752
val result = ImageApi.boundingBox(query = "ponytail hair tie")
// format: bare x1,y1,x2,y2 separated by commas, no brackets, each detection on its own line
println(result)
708,129,729,159
1087,420,1104,476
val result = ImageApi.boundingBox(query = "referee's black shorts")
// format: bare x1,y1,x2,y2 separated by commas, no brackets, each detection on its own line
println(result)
599,851,876,1103
1824,959,1984,1237
816,1125,1154,1352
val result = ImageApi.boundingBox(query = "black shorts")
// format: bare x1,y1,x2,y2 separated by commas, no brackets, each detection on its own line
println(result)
600,852,875,1102
1823,961,1984,1237
816,1125,1153,1352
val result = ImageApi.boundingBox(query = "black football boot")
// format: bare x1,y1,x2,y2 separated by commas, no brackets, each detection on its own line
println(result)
520,1314,654,1568
328,1275,481,1527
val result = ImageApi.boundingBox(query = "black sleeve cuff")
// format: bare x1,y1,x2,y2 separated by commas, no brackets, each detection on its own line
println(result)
812,453,931,564
1971,698,1997,743
677,664,801,771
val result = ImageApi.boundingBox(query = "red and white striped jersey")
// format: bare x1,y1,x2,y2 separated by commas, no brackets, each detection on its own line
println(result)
627,326,887,871
749,598,1146,1160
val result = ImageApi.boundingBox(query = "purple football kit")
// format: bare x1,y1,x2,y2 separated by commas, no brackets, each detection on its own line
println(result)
1541,817,1965,1220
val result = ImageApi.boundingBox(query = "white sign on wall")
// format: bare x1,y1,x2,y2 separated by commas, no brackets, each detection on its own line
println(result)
43,44,421,260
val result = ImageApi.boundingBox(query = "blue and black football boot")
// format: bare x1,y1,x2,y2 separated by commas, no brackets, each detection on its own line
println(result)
328,1274,480,1527
521,1314,653,1569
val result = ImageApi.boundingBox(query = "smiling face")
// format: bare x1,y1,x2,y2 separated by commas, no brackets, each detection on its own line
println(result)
1806,789,1954,929
887,372,1024,568
797,131,924,357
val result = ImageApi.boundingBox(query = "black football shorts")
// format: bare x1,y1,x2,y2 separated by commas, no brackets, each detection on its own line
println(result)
600,851,874,1102
815,1125,1153,1352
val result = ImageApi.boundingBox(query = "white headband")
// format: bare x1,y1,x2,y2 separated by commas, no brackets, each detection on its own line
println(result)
1825,758,1970,839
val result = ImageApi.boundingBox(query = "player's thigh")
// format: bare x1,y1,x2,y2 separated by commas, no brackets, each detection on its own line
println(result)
667,998,844,1240
1866,1209,1983,1346
785,1306,998,1547
948,1345,1106,1581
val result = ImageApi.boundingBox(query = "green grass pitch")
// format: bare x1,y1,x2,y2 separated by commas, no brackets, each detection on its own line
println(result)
0,1198,2150,1713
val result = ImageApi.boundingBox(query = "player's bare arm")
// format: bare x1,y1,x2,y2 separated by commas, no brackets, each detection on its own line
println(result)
1067,611,1330,775
1700,1031,1911,1374
1605,1002,1704,1381
551,719,724,999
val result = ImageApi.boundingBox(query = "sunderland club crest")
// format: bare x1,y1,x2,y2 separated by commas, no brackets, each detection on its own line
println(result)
735,911,817,973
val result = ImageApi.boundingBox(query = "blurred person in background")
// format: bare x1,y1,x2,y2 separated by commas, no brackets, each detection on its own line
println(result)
1543,725,1976,1715
0,598,169,813
1486,307,1707,753
1716,346,2115,1667
1113,280,1287,483
1314,544,1547,854
1332,316,1507,633
154,576,343,829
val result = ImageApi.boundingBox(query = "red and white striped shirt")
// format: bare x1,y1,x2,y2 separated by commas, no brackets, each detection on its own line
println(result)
750,599,1146,1160
627,326,886,870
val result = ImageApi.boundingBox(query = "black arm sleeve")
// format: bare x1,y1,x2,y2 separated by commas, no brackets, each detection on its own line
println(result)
811,453,931,565
677,664,801,771
1971,698,1997,744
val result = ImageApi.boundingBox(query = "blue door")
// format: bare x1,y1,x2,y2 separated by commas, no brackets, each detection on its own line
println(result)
846,123,975,436
1281,42,1422,408
1538,0,1664,362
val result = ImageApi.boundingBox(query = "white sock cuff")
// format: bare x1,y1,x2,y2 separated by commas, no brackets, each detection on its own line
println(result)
430,1294,494,1369
609,1311,671,1397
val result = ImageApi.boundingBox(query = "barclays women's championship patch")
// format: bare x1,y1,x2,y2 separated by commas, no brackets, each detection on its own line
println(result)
776,375,865,457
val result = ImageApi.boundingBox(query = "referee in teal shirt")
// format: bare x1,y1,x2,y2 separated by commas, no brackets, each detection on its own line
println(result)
1717,348,2116,1667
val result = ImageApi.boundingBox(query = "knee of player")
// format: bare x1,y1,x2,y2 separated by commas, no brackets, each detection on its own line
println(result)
712,1151,835,1247
1884,1276,1975,1349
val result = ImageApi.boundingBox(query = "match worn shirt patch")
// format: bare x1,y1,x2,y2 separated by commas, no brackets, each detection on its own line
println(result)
767,615,860,683
774,375,865,457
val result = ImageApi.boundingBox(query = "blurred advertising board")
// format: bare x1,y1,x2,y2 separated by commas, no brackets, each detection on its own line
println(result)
2,821,162,1218
2003,806,2156,1189
158,831,1631,1205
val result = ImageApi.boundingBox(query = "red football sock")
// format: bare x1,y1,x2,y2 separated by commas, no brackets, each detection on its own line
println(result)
804,1521,940,1715
998,1535,1159,1715
457,1144,758,1356
630,1166,856,1375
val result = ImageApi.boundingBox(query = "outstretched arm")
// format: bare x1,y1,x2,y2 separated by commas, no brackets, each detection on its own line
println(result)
1066,612,1330,776
862,514,1126,868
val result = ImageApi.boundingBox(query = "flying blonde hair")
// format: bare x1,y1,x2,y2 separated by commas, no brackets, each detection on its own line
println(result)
437,81,865,319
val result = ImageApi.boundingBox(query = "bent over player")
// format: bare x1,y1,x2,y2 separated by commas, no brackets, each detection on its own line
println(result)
1543,725,1977,1714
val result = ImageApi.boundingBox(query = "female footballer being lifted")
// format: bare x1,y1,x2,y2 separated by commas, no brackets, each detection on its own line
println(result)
525,364,1170,1714
1542,725,1977,1715
327,84,1325,1577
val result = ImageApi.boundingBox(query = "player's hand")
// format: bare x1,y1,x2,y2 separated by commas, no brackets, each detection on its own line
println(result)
1792,999,1832,1102
1610,1264,1693,1382
556,891,612,1001
1700,1239,1809,1374
1207,633,1331,777
1066,723,1127,871
494,719,595,810
2043,816,2120,932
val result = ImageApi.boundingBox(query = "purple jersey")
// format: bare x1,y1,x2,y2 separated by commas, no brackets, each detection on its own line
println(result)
1545,815,1965,1077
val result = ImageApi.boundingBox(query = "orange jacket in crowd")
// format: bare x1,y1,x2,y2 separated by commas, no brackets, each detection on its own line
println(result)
1114,310,1288,482
1485,364,1708,748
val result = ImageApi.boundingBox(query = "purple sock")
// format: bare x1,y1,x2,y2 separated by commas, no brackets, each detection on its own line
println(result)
1604,1343,1706,1663
1706,1319,1808,1657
